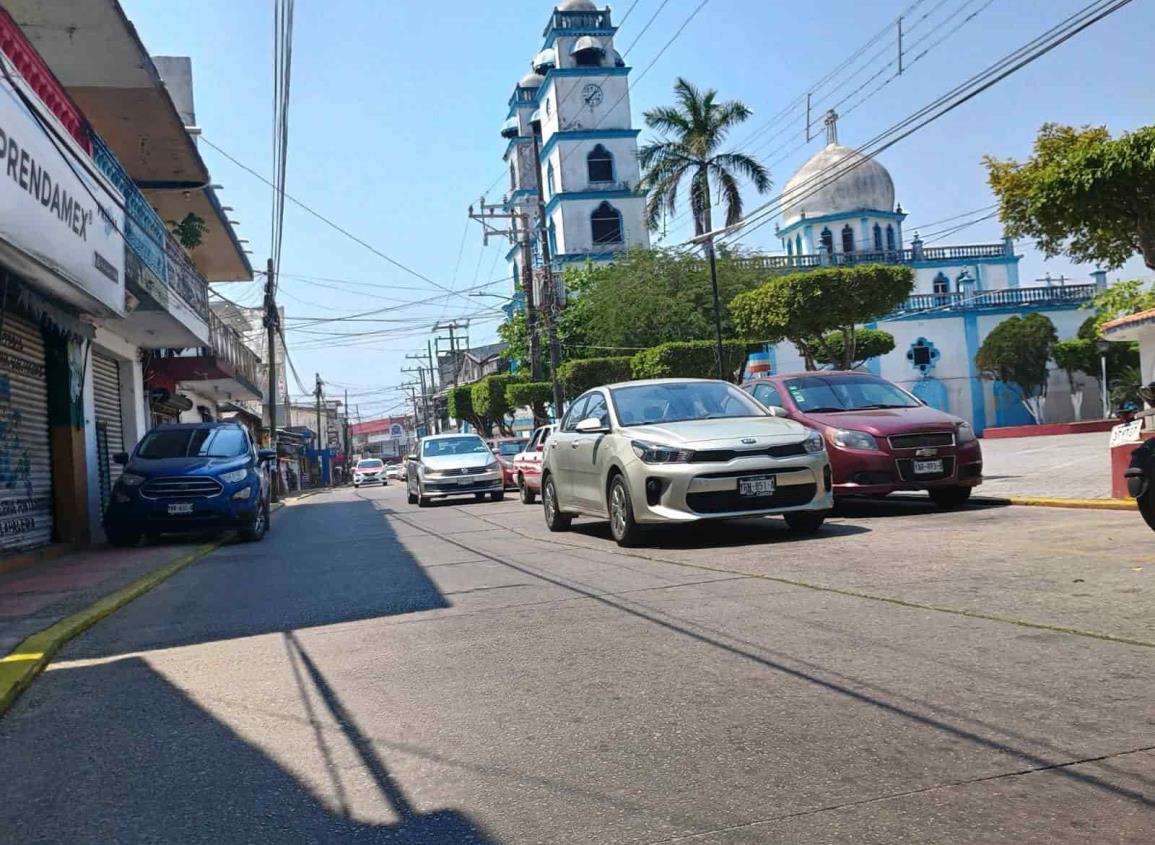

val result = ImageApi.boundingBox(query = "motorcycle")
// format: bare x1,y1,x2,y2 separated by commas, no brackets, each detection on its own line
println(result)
1123,385,1155,531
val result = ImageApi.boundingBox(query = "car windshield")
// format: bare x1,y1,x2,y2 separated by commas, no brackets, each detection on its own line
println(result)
611,382,766,426
357,460,384,469
495,441,527,456
784,375,921,412
137,428,248,459
422,436,489,457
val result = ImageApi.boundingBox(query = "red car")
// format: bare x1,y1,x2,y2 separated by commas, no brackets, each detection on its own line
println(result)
489,437,530,489
512,424,556,504
742,371,982,508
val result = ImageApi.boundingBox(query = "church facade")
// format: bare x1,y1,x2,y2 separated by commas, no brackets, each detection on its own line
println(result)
754,112,1103,434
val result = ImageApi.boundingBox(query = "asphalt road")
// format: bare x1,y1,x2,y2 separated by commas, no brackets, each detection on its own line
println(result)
1,485,1153,843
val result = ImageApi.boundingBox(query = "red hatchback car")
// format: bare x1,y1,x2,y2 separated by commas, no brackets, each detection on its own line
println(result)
742,371,982,508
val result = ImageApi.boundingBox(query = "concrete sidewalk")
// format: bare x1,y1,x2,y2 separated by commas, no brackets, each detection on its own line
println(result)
979,431,1114,500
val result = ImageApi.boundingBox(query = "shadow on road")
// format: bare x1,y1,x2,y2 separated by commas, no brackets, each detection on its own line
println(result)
64,497,454,659
831,495,1010,520
0,655,499,844
569,516,870,549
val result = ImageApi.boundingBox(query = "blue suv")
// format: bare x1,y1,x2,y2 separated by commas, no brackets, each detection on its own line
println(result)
104,422,275,546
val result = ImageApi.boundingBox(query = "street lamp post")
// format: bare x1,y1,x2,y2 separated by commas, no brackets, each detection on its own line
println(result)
1097,339,1110,418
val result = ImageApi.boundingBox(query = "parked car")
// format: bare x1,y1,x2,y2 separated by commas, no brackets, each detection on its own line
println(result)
103,422,274,546
352,458,387,487
407,434,504,507
741,371,982,508
514,424,557,504
490,437,530,488
541,379,831,546
385,463,405,481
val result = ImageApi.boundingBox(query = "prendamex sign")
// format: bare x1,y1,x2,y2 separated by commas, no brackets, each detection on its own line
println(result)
0,63,124,312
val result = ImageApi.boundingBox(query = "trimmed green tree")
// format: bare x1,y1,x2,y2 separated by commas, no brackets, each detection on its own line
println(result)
557,357,633,399
729,265,915,369
447,383,486,434
984,123,1155,271
506,381,553,427
631,340,751,381
812,328,896,370
471,375,517,437
974,313,1058,424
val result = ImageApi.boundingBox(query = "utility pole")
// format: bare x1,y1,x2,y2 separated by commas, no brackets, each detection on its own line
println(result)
401,364,431,437
529,119,565,417
427,338,440,433
434,320,468,387
263,259,279,502
343,387,350,466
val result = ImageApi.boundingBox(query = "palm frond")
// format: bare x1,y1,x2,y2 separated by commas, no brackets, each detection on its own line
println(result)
643,105,692,137
711,151,772,194
714,167,744,227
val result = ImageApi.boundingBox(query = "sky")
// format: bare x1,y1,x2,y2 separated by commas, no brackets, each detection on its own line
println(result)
119,0,1155,422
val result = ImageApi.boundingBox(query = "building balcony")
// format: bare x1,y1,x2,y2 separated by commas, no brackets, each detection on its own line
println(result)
545,9,613,36
893,284,1097,316
733,241,1016,274
147,310,263,403
91,134,210,348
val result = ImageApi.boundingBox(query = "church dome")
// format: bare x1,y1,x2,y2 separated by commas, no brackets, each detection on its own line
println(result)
519,71,545,88
559,0,598,10
781,143,895,225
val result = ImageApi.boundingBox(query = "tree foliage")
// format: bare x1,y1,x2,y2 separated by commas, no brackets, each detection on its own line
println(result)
984,123,1155,271
559,248,771,353
974,314,1058,423
169,213,207,250
497,312,530,371
1087,279,1155,334
630,340,751,381
729,265,914,369
812,328,896,370
557,357,633,399
446,384,473,422
637,78,771,236
471,374,517,436
506,381,553,411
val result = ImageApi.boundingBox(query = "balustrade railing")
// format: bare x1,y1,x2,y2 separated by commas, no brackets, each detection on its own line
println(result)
895,284,1096,315
207,310,262,389
163,234,210,320
733,242,1013,273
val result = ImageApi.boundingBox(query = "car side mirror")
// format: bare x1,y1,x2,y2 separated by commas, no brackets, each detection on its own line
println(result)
766,406,789,418
575,417,609,434
257,448,276,463
113,452,129,465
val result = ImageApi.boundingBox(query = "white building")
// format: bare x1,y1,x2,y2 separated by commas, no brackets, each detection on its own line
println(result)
757,111,1104,434
501,0,649,306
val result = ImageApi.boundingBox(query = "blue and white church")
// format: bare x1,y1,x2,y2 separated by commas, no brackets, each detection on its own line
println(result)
760,111,1105,433
500,0,649,306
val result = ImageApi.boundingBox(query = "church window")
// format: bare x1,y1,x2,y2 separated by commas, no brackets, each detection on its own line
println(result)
545,97,552,117
820,228,834,255
886,224,896,251
873,223,883,251
795,235,802,256
587,145,614,183
591,201,624,245
841,225,855,254
933,273,950,295
509,160,516,192
787,239,793,257
547,161,556,196
548,218,558,255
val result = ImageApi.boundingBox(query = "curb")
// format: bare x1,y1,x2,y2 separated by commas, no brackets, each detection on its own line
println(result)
0,541,220,718
976,495,1137,511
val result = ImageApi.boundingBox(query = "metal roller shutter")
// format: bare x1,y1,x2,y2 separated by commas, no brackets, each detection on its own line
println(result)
92,351,125,513
0,315,53,552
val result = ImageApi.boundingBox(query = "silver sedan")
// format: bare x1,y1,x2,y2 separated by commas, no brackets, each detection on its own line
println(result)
541,379,832,546
406,434,505,508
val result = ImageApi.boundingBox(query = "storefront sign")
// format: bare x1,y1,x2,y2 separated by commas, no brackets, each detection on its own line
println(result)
0,62,125,315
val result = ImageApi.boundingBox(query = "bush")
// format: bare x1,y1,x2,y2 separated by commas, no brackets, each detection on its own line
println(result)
557,357,633,399
471,374,516,420
812,328,896,369
631,340,752,381
506,381,554,410
446,384,474,421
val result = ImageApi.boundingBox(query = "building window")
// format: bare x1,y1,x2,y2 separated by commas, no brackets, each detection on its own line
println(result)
820,228,834,255
545,97,552,117
841,225,855,254
886,224,896,251
587,144,614,183
795,234,802,256
786,239,793,257
591,201,623,245
547,161,556,196
548,218,558,255
873,223,883,251
933,272,950,296
509,160,516,192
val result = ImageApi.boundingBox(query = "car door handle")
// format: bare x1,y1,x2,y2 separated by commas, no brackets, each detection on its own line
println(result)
570,441,580,448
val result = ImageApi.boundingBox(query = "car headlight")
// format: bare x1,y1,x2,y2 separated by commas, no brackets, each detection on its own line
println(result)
631,440,694,464
421,469,444,479
803,429,825,454
830,429,880,451
219,468,249,484
118,472,146,487
957,422,977,443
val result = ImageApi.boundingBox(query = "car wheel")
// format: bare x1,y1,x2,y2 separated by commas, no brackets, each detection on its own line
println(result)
491,489,505,502
1137,489,1155,532
608,474,642,547
929,485,972,510
784,510,827,534
542,476,572,532
239,501,269,542
407,488,418,505
475,492,487,502
105,525,141,548
519,474,536,505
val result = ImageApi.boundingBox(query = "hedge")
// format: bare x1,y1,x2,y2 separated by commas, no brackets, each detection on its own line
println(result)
557,356,633,398
446,384,474,420
630,340,752,381
506,381,554,409
471,373,517,420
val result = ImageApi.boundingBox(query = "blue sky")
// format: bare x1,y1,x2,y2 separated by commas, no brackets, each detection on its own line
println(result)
120,0,1155,420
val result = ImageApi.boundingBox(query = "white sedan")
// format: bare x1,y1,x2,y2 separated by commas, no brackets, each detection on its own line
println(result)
406,434,504,507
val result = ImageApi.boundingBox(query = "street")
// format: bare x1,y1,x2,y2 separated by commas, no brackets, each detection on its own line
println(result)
0,488,1152,843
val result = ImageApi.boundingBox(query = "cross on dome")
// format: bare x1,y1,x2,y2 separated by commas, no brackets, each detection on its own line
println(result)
824,109,839,146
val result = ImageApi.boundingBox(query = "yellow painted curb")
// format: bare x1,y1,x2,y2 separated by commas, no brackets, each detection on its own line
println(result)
0,541,219,718
1000,496,1137,511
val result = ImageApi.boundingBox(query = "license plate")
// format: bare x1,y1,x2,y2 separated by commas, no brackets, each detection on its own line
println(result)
167,502,194,515
913,459,944,475
458,477,475,485
738,476,777,497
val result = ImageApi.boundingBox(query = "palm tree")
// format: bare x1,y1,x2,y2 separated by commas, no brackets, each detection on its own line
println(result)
637,78,771,239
